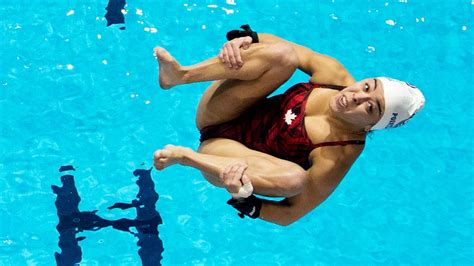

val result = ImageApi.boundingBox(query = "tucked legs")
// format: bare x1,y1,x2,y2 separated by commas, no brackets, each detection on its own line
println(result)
153,141,308,198
154,43,299,129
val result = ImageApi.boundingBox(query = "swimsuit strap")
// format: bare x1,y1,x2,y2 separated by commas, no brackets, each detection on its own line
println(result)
313,139,365,149
312,83,347,91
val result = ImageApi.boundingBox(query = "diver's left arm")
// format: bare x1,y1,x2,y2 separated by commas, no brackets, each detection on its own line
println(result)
259,146,363,226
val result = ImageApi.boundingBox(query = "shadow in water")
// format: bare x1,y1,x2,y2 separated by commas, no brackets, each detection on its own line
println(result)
52,165,163,265
104,0,126,30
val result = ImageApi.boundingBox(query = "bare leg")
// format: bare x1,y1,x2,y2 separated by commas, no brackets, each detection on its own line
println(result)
155,43,293,88
154,43,299,128
153,143,308,198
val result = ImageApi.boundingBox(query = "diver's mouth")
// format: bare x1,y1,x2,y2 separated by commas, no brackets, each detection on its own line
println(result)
338,94,347,109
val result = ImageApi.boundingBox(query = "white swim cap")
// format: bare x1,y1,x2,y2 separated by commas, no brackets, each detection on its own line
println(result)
372,77,425,130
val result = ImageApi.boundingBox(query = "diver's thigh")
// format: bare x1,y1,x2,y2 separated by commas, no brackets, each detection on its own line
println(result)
198,138,286,165
196,63,296,129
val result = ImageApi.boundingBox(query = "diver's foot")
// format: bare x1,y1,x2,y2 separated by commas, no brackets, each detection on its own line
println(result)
154,47,184,89
153,144,191,170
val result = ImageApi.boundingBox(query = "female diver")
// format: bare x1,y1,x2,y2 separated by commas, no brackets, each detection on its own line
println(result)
152,26,425,226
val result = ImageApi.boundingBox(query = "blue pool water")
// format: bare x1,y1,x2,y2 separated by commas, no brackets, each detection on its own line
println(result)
1,0,473,264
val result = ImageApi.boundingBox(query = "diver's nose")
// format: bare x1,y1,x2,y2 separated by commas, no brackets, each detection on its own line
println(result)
352,92,370,104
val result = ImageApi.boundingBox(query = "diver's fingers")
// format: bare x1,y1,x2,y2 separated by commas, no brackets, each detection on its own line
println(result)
222,44,233,68
241,174,252,186
229,164,247,193
221,164,233,183
219,165,226,181
230,42,243,68
233,164,248,184
224,42,238,68
225,163,240,183
228,163,240,174
230,174,253,198
223,173,240,193
223,163,246,193
218,47,225,63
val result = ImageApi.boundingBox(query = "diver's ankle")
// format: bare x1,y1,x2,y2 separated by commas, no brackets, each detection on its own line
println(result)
180,67,193,84
178,147,194,166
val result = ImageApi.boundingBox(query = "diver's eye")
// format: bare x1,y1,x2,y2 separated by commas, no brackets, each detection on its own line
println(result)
367,102,373,113
364,83,370,92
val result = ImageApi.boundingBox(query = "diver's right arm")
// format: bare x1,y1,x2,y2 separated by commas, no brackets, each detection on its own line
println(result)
220,34,356,86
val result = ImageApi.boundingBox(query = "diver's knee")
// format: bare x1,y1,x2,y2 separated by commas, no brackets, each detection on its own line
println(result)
277,166,308,197
201,172,224,187
267,43,299,68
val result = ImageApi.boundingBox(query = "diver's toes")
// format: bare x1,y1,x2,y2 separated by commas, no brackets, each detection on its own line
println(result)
160,149,173,158
153,47,162,55
153,150,162,160
154,47,168,61
164,144,175,149
154,160,165,170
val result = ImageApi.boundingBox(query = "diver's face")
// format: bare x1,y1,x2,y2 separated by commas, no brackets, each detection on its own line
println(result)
329,78,385,130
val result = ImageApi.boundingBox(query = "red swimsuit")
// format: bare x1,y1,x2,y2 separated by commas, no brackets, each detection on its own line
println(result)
199,82,365,169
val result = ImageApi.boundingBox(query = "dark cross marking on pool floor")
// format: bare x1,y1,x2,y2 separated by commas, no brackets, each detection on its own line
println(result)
52,165,163,265
104,0,126,30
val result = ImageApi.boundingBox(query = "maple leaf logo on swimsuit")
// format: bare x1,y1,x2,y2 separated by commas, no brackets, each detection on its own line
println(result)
284,109,297,125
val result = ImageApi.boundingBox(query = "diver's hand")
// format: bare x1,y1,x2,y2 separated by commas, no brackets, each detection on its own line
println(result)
220,163,254,198
218,36,252,69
